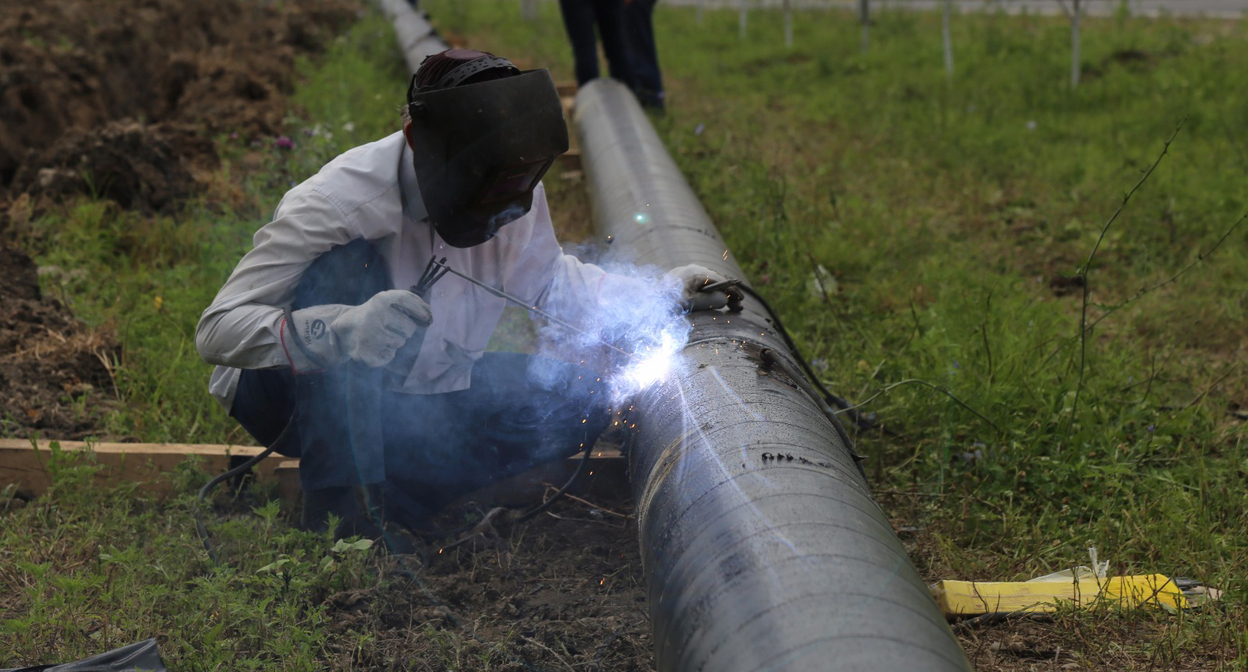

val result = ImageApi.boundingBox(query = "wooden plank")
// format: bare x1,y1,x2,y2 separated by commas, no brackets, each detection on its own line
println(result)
2,439,626,506
0,439,282,499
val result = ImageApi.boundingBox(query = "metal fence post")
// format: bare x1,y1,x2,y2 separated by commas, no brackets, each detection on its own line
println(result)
859,0,870,52
784,0,793,46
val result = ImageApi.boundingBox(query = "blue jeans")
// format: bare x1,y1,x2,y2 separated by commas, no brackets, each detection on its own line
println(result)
557,0,636,89
228,240,611,530
623,0,664,109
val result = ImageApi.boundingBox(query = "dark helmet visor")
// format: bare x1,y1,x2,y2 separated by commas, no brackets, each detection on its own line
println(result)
407,69,568,247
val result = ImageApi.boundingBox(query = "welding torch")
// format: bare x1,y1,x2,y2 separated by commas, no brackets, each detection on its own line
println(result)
428,258,636,358
427,259,741,358
679,279,743,314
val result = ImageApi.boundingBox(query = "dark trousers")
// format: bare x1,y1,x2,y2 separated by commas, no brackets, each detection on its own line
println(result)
622,0,664,109
229,240,611,531
557,0,636,89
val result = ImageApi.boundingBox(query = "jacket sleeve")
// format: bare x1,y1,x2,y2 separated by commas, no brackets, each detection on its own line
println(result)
195,189,360,369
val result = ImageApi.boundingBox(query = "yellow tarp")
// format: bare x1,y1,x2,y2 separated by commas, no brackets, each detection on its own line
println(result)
930,574,1188,617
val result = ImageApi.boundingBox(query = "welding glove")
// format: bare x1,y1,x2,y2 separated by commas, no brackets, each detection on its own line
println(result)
669,264,741,312
283,290,432,371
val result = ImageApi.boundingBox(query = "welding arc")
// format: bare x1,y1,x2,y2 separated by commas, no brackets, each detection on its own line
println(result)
429,257,634,358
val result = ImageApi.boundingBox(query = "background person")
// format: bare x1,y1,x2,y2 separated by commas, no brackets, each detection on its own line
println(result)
556,0,636,90
623,0,665,111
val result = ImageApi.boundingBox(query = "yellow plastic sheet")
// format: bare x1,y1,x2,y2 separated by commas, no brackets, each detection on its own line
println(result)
930,574,1189,617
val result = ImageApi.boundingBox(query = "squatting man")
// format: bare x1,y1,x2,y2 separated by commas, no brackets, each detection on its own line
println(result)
196,49,728,543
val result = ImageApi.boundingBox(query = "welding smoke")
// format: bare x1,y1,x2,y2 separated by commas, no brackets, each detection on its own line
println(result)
530,261,691,405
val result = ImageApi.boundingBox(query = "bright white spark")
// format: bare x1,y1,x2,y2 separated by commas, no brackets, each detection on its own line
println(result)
618,331,683,395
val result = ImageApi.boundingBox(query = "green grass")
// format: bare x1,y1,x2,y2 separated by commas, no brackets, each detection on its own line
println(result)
1,11,412,668
427,0,1248,666
0,445,379,669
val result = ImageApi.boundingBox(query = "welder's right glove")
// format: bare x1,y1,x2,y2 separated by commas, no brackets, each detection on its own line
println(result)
283,290,432,371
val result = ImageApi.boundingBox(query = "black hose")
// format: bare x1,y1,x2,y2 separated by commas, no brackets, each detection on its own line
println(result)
513,432,594,524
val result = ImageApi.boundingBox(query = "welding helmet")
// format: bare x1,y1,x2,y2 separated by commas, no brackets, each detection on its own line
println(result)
406,50,569,248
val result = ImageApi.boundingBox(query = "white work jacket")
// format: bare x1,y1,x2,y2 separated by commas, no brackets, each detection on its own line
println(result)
196,131,613,410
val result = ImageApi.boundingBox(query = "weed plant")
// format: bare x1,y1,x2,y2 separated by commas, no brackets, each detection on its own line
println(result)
0,443,379,669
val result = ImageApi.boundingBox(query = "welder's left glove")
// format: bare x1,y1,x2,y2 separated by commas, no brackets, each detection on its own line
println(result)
669,264,741,313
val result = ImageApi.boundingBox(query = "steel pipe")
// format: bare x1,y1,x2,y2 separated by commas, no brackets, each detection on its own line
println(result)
575,79,971,672
375,0,449,74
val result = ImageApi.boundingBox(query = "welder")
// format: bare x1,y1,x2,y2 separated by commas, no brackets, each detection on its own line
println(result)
195,49,726,542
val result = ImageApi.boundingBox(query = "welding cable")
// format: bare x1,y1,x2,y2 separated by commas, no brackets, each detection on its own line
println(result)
513,430,594,524
759,347,867,481
730,281,882,433
194,417,290,564
398,430,595,541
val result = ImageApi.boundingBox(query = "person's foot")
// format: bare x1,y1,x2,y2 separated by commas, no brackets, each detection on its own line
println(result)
635,89,666,114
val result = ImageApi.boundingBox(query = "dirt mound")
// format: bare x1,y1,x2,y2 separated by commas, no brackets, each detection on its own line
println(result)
0,0,361,440
0,243,117,439
0,0,358,201
12,121,215,213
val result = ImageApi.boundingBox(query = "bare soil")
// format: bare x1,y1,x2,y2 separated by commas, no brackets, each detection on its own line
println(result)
0,0,358,439
326,491,653,671
0,243,116,438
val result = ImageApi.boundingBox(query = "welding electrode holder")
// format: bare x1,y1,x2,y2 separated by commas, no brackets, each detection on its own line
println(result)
383,257,448,386
679,279,743,314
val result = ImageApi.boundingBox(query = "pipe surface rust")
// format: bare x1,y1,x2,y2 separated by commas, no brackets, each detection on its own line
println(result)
575,79,972,672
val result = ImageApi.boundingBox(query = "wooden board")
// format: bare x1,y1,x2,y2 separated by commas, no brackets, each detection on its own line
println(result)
1,439,626,506
0,439,282,499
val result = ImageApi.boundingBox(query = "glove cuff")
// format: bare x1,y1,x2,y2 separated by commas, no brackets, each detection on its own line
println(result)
283,305,349,372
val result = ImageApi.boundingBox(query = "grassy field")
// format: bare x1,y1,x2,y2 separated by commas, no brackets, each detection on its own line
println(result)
3,0,1247,669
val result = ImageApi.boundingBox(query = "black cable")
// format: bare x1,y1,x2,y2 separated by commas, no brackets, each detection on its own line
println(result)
403,429,596,541
732,282,881,433
195,416,292,564
514,433,594,524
